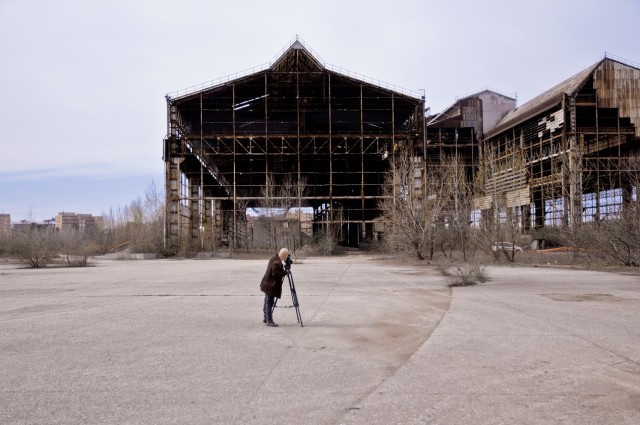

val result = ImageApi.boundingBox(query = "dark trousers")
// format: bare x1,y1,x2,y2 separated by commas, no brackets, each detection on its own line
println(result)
263,294,275,322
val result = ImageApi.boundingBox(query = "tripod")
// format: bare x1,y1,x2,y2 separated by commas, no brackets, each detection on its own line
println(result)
272,269,303,327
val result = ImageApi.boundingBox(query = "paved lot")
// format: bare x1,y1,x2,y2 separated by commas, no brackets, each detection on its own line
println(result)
0,255,639,424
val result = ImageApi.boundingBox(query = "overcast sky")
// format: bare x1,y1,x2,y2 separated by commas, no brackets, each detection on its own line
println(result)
1,0,639,221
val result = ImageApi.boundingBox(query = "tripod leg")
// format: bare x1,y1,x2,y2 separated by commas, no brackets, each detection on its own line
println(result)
295,305,303,327
288,273,303,327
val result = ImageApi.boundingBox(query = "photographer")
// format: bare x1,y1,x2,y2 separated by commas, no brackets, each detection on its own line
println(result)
259,248,290,327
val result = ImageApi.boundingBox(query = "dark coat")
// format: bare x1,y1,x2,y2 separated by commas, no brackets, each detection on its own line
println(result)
260,254,288,299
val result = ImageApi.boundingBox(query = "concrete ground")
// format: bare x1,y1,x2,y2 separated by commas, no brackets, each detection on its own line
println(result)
0,254,638,424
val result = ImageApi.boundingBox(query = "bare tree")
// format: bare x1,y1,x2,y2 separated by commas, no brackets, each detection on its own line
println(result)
0,229,12,256
90,217,114,254
257,174,307,252
95,181,166,255
233,199,251,251
59,229,96,267
476,143,528,262
134,181,165,253
441,155,476,261
379,148,471,260
13,226,58,268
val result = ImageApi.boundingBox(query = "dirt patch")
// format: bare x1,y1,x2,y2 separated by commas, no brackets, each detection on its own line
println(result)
295,286,451,367
542,293,624,302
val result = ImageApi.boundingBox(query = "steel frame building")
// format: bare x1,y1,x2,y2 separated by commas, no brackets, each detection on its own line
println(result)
164,38,425,249
165,40,640,251
480,56,640,230
426,89,517,174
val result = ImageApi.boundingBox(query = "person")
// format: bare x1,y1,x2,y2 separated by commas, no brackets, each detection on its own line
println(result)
259,248,290,327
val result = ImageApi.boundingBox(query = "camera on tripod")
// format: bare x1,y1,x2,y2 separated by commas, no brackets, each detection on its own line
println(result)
284,254,293,270
272,254,303,326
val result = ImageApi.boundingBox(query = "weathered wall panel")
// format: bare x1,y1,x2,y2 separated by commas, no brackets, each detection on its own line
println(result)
594,60,640,137
506,187,530,207
474,195,492,210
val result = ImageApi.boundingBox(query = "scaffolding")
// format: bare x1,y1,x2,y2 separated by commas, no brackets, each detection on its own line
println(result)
480,56,640,231
163,37,424,249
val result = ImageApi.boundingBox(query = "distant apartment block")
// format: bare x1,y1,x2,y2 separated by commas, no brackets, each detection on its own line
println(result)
12,220,51,232
43,218,56,228
77,214,96,233
56,212,78,231
0,214,10,234
55,212,103,232
2,216,55,232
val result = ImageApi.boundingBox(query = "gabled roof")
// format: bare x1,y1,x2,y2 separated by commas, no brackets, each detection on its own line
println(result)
167,36,422,101
484,59,603,138
270,39,325,73
427,89,515,127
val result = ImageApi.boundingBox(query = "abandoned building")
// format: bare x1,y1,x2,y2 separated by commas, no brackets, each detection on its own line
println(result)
164,37,425,249
479,56,640,231
164,37,640,250
421,56,640,239
425,89,517,174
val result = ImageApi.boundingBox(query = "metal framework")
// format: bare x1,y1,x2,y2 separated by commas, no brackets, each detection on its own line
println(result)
426,90,517,179
163,38,424,249
480,56,640,230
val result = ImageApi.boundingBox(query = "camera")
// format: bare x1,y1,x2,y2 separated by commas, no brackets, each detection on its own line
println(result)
284,254,293,270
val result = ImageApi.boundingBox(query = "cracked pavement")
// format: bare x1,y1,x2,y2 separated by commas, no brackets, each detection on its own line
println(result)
1,256,639,424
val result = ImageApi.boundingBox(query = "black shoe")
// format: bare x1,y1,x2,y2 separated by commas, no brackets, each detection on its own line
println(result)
263,318,266,323
266,321,278,327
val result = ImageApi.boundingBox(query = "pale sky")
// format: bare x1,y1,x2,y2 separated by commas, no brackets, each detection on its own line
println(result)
1,0,639,221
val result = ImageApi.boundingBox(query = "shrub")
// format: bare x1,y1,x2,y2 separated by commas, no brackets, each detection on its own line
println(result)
446,264,489,287
13,227,58,268
308,230,337,256
163,235,199,258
